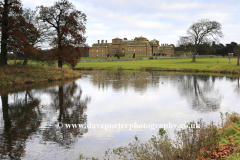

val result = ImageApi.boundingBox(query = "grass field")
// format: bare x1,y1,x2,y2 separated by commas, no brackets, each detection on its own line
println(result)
80,56,148,60
7,58,240,74
75,58,240,74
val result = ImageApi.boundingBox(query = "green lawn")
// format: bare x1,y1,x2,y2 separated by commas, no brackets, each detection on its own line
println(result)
76,58,240,73
81,56,148,60
8,58,240,74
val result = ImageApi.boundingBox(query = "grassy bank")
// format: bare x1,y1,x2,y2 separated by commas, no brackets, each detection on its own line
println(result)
0,64,82,86
75,58,240,74
9,58,240,75
77,112,240,160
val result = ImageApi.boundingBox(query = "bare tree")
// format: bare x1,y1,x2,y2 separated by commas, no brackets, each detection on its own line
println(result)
36,0,88,68
177,36,191,47
177,36,193,56
181,19,224,62
234,44,240,65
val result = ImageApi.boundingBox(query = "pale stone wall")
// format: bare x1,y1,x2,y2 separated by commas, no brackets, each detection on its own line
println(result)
89,36,171,57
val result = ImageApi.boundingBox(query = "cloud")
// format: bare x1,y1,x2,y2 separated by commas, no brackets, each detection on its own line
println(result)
21,0,240,47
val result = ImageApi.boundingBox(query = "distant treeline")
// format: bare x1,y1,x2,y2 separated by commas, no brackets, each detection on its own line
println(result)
7,47,89,61
174,42,238,56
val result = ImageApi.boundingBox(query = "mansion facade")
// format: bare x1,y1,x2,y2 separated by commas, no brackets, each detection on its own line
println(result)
89,36,174,57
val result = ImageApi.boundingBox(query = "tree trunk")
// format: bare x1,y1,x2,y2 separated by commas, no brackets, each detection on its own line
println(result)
192,44,197,62
238,55,239,66
58,60,62,68
0,0,9,66
14,53,16,64
57,31,63,68
23,55,28,65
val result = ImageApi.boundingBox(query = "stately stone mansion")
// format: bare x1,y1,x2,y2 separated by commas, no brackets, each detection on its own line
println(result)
89,36,174,57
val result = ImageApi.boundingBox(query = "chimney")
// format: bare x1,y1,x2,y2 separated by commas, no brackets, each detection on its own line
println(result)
98,40,99,44
105,40,107,43
124,38,127,40
102,40,104,44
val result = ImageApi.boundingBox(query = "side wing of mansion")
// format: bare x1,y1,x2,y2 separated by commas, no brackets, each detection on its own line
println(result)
89,36,174,57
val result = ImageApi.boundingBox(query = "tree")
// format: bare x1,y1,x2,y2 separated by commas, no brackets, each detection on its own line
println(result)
20,8,47,65
36,0,89,68
182,19,224,62
234,44,240,66
8,9,39,65
215,42,238,56
177,36,191,48
0,0,22,66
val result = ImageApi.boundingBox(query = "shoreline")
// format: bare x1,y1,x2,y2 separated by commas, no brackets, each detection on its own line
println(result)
2,58,240,86
0,64,82,86
73,58,240,76
74,67,240,75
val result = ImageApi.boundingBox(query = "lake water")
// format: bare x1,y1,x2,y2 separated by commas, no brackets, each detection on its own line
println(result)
0,70,240,159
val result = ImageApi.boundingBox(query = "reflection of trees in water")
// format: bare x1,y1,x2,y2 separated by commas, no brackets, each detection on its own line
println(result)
233,78,240,95
88,71,172,93
85,70,222,112
0,91,41,159
223,77,240,95
40,82,91,148
0,80,91,158
176,75,222,112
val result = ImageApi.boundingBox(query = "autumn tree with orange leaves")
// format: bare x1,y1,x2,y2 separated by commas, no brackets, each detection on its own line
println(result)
0,0,39,66
0,0,22,66
8,9,39,65
37,0,89,68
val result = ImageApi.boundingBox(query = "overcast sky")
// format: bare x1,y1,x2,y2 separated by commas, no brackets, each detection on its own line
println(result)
22,0,240,47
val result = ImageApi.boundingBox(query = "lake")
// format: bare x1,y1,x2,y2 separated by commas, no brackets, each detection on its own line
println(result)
0,70,240,159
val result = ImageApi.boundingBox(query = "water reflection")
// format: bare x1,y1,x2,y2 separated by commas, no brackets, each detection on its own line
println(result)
85,70,222,112
89,71,173,93
0,80,91,159
1,71,240,159
40,82,90,148
0,91,41,159
234,78,240,95
175,75,221,112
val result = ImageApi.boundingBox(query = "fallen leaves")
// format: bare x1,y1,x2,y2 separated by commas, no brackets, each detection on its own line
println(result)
197,142,237,160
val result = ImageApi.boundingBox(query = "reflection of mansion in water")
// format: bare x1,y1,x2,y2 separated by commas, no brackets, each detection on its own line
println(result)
89,36,174,57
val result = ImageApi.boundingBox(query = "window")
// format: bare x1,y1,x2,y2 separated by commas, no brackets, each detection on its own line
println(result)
134,49,135,52
128,49,129,52
97,50,98,52
140,49,141,52
102,49,103,53
91,50,93,53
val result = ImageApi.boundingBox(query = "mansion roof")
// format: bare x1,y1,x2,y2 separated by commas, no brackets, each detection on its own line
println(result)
136,36,147,39
112,37,122,40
